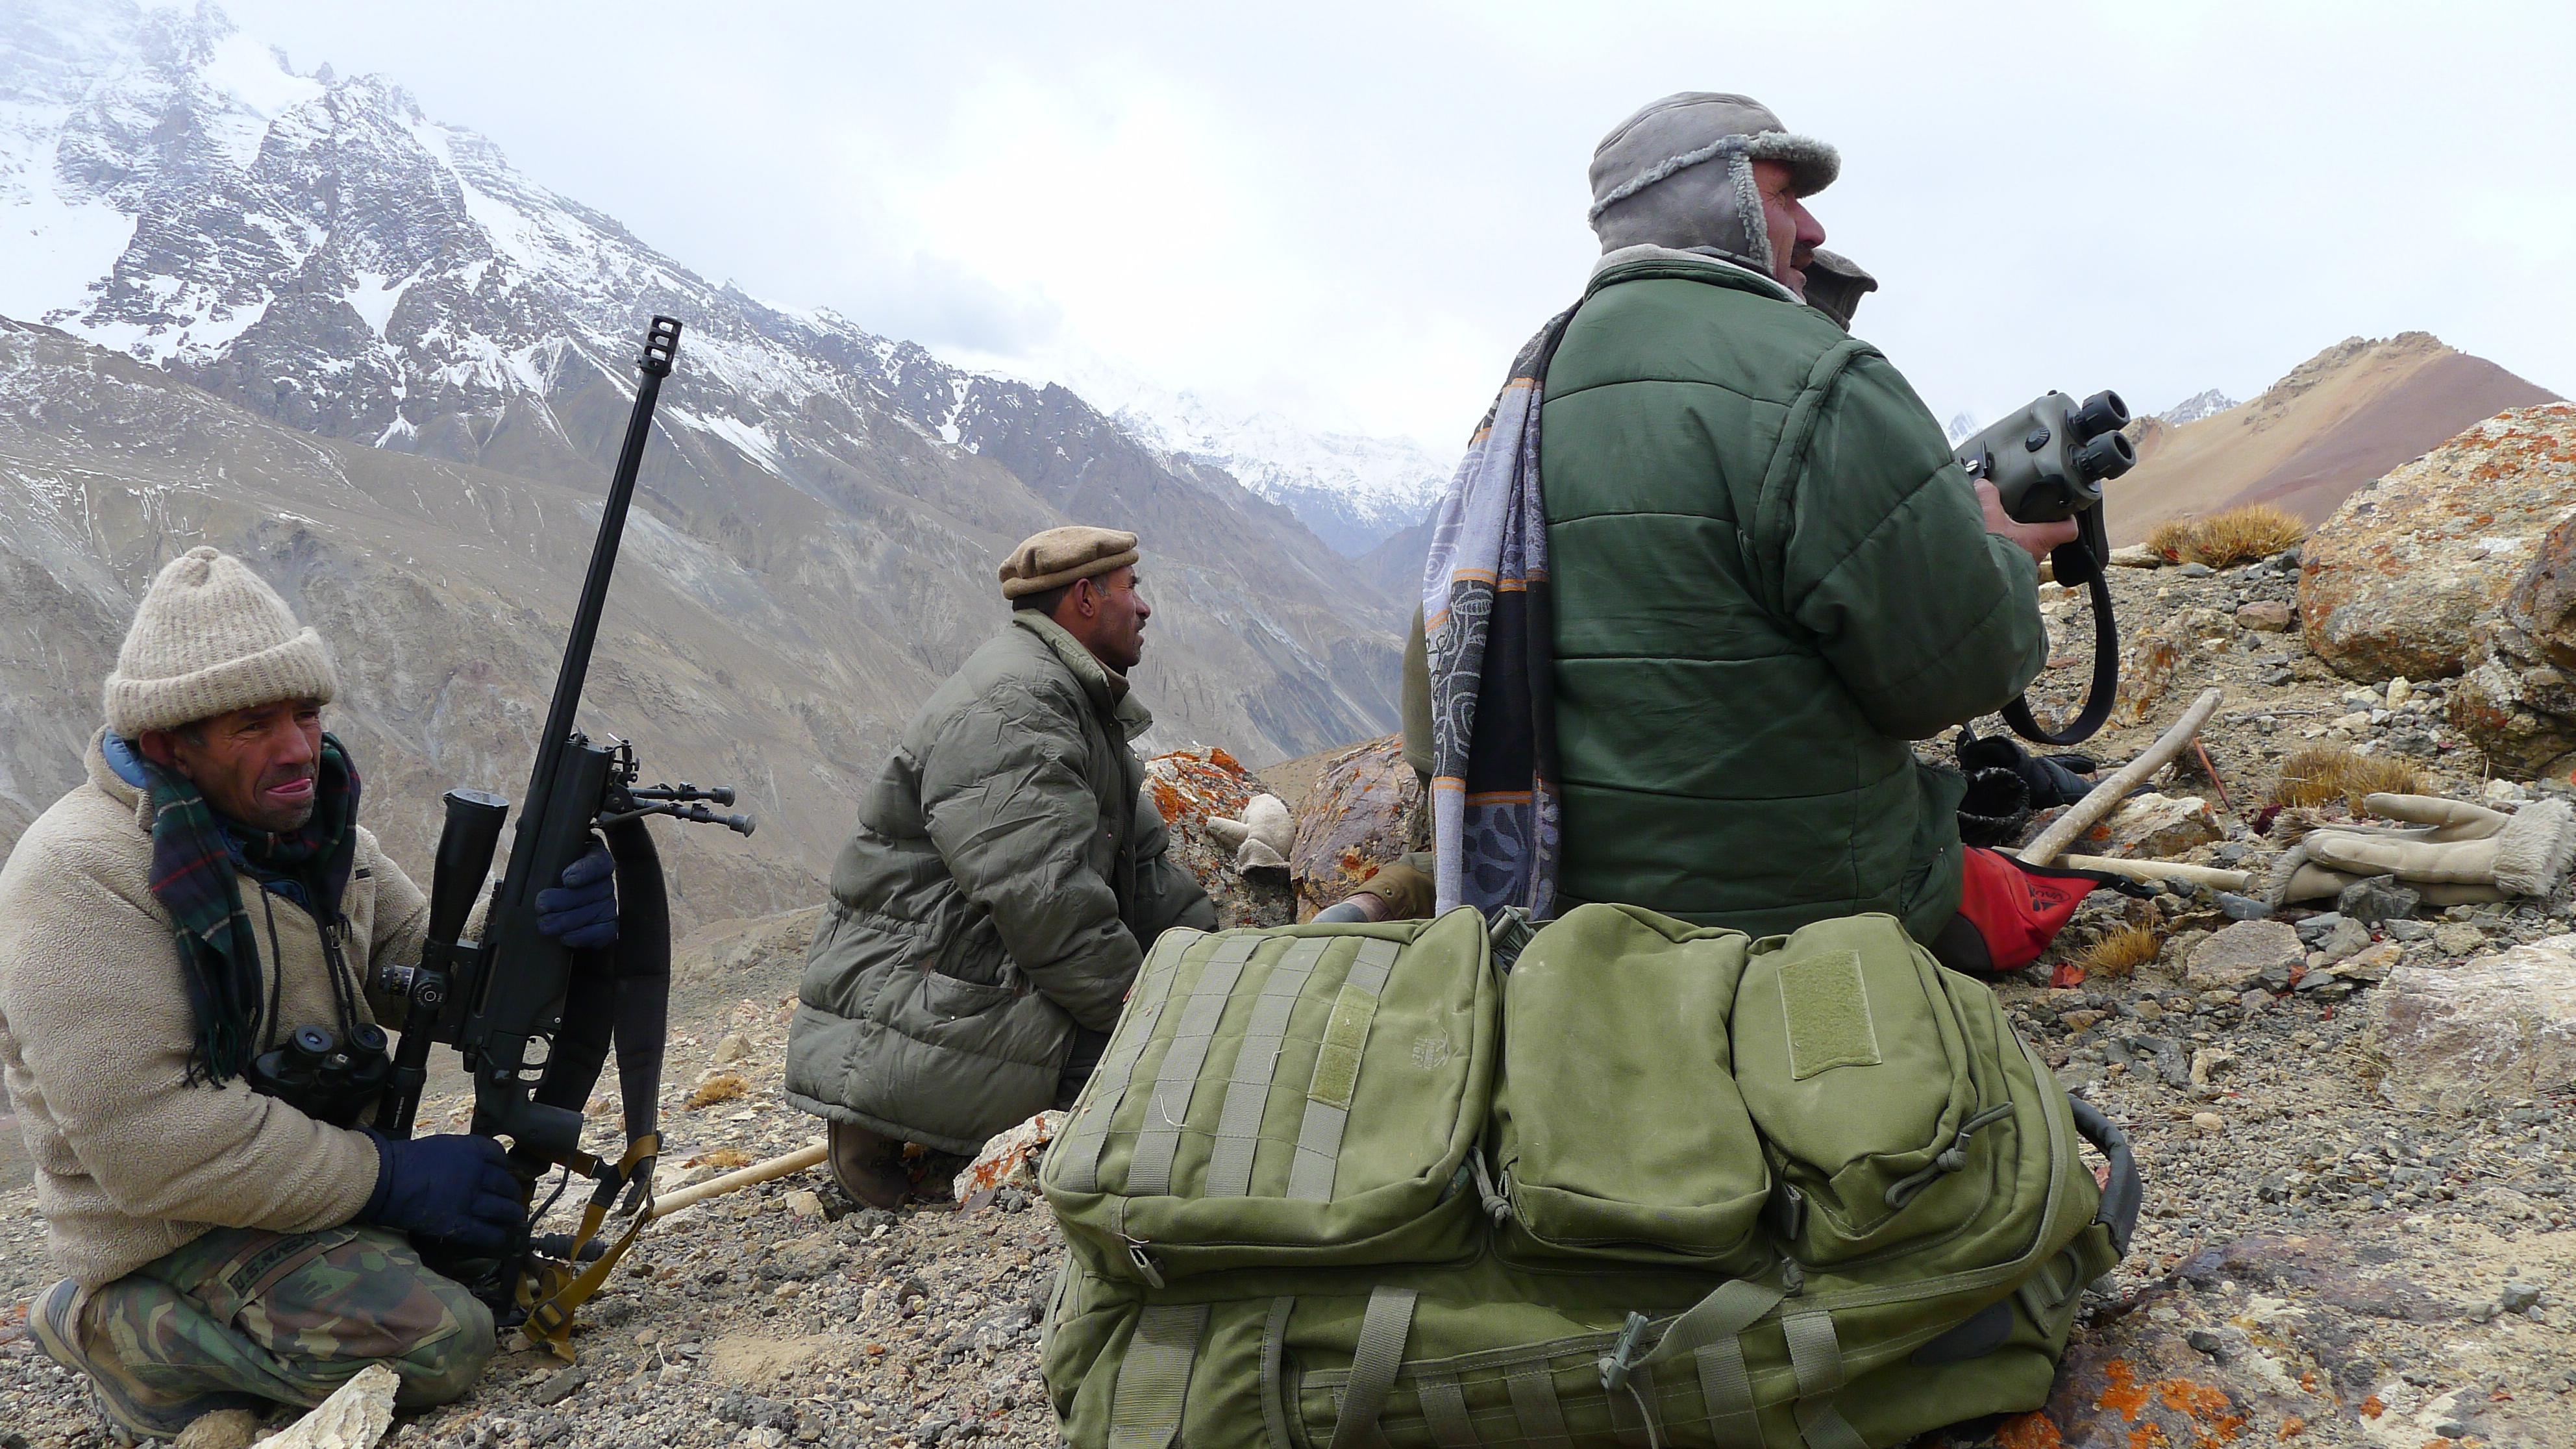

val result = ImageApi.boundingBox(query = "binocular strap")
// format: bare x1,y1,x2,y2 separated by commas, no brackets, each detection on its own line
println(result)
2003,517,2120,747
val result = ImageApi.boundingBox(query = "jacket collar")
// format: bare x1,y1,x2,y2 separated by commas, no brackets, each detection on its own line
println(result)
1588,243,1800,304
85,727,152,832
1011,612,1154,742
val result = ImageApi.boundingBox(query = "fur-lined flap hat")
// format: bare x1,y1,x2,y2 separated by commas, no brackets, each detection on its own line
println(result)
103,546,338,737
1588,92,1839,274
998,525,1141,601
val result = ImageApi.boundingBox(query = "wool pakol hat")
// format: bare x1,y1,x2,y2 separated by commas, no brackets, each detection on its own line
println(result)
103,547,338,736
1588,92,1839,272
998,526,1141,600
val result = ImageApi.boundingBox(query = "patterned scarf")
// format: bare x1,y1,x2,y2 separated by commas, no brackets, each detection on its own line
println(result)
139,734,360,1085
1422,307,1578,918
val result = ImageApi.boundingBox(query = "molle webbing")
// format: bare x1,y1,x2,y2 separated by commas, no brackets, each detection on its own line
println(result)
1106,1302,1209,1449
1204,938,1335,1197
1326,1286,1419,1449
1287,939,1400,1201
1126,935,1263,1196
1057,928,1205,1193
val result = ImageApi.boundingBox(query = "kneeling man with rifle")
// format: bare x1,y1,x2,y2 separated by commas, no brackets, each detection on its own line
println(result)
0,549,616,1437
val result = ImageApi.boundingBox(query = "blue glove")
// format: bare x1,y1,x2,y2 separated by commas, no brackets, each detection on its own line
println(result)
356,1130,523,1251
536,840,618,950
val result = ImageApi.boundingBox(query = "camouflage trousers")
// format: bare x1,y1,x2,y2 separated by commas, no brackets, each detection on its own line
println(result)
38,1224,495,1436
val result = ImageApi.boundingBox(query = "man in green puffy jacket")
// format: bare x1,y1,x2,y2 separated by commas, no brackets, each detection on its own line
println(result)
1544,92,2075,942
784,527,1216,1208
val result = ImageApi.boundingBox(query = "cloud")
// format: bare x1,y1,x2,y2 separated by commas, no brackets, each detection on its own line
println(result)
179,0,2576,449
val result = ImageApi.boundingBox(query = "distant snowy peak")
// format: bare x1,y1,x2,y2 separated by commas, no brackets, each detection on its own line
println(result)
2157,389,2239,426
1106,392,1450,556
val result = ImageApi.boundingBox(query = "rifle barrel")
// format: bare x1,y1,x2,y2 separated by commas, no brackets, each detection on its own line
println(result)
523,316,682,813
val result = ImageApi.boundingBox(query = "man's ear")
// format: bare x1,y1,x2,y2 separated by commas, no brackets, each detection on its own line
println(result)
1071,577,1100,620
136,730,181,772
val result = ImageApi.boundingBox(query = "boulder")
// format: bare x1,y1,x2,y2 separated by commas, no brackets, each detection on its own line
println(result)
2451,507,2576,775
953,1109,1063,1200
264,1363,399,1449
1145,747,1295,928
2298,404,2576,682
2184,919,2305,991
2366,934,2576,1113
1287,735,1424,919
2083,791,2222,858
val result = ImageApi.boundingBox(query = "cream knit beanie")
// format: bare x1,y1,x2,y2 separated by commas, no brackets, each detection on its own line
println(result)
103,547,338,737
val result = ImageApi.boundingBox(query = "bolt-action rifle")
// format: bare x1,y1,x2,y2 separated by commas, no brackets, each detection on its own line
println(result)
376,316,755,1357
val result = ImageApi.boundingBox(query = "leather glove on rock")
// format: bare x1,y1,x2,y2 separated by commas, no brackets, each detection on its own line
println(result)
1208,793,1294,873
356,1130,524,1252
2265,793,2576,906
536,839,618,949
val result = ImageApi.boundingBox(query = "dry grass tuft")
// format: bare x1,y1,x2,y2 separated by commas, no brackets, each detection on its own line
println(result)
687,1146,756,1170
2146,504,2309,568
2144,517,2199,563
2266,746,2427,811
686,1072,750,1109
2075,924,2164,981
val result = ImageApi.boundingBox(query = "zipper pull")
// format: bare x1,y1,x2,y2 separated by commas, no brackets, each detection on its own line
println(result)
1125,1239,1167,1289
1469,1152,1513,1226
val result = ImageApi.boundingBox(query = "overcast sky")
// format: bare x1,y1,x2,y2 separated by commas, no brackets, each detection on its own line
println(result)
206,0,2576,452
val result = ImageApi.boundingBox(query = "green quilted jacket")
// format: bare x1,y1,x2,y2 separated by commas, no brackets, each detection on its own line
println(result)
1541,248,2048,939
784,613,1215,1155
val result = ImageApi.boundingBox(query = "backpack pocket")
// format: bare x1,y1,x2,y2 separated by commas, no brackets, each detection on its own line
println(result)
1490,904,1772,1271
1730,914,1988,1265
1041,908,1497,1283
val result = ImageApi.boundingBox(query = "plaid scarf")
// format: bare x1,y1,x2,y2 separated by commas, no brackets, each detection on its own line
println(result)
1422,306,1578,918
139,734,360,1085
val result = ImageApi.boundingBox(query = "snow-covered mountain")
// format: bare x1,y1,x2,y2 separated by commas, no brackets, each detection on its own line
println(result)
2157,388,2238,426
977,354,1450,556
0,0,1404,849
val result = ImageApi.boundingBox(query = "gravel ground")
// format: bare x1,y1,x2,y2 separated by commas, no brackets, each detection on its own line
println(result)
5,551,2573,1447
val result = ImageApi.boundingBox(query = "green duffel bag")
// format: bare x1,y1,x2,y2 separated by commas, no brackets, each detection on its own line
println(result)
1040,904,2141,1449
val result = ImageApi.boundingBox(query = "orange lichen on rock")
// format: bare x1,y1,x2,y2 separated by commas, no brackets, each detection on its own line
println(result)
2357,1397,2384,1419
2277,1418,2305,1439
1996,1413,2066,1449
2099,1360,2151,1420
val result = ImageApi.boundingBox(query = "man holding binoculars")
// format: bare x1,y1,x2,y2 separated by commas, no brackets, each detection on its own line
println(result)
1541,92,2076,948
0,549,610,1439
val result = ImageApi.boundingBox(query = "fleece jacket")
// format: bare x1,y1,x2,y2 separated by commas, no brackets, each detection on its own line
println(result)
0,732,428,1287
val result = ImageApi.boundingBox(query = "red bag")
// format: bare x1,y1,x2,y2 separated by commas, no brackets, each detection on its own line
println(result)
1929,847,2115,975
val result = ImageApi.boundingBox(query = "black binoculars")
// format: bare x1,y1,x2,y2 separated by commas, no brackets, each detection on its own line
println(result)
247,1022,394,1128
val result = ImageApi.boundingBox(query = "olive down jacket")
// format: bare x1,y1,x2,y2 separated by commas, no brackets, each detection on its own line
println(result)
784,613,1215,1155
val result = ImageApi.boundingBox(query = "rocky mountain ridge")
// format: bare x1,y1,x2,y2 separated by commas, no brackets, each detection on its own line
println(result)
0,1,1414,913
2111,332,2558,543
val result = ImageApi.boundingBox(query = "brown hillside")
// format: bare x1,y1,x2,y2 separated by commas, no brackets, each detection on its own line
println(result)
2107,332,2558,545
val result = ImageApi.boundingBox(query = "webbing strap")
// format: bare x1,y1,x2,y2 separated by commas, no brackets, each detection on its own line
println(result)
1783,1311,1866,1449
1637,1278,1787,1369
1058,929,1204,1192
1692,1338,1759,1441
1505,1368,1576,1449
1417,1373,1481,1448
1287,939,1400,1201
1327,1285,1418,1449
1205,937,1333,1196
1106,1303,1209,1449
1260,1296,1296,1449
1126,935,1259,1195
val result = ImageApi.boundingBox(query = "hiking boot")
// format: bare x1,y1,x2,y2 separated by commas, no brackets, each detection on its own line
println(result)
827,1121,913,1210
25,1278,243,1440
